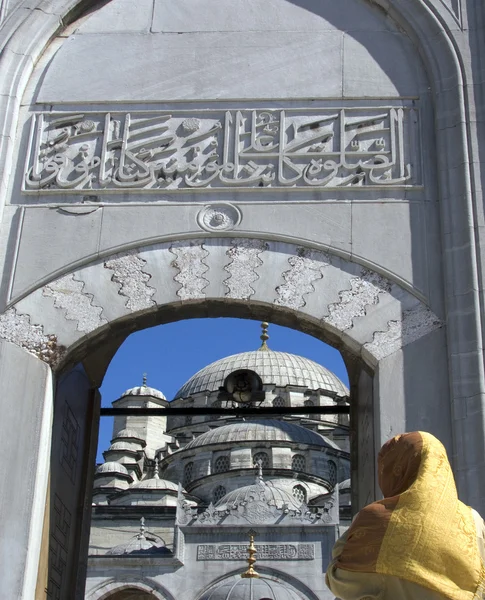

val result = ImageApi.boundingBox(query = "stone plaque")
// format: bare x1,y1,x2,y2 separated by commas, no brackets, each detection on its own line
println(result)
197,543,315,560
23,104,419,194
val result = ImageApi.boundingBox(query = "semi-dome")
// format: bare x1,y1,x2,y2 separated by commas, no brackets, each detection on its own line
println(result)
183,419,340,450
95,462,129,475
200,576,303,600
174,349,348,399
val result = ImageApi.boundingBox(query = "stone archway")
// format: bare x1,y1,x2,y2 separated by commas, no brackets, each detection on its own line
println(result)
87,578,173,600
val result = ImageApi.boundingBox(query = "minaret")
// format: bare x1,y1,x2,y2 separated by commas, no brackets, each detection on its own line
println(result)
111,374,172,459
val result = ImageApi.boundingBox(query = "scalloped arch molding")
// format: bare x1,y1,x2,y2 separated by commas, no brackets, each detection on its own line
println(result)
0,239,441,367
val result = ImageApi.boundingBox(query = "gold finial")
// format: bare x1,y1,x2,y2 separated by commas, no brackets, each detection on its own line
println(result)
142,373,147,387
259,322,269,351
241,532,260,578
154,457,160,480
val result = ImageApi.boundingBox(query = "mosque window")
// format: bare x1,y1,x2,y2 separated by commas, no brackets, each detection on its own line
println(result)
185,415,192,426
292,484,307,504
214,455,230,473
253,451,270,469
291,454,306,472
304,399,314,407
213,485,226,503
183,462,194,486
328,460,337,485
272,396,285,407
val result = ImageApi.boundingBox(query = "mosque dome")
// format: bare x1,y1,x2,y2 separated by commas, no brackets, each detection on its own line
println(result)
174,348,348,400
95,462,130,476
183,419,340,450
215,477,302,511
120,385,166,400
107,519,169,556
114,428,146,441
130,478,182,492
200,577,303,600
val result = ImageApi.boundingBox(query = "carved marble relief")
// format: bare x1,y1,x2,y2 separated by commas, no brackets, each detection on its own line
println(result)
224,239,268,300
170,240,210,300
276,248,330,310
197,543,315,561
104,251,156,311
1,240,442,365
23,105,419,193
324,270,392,331
0,307,66,365
43,273,106,333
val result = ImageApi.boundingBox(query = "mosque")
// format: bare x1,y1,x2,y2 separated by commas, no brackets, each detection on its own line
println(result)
86,325,351,600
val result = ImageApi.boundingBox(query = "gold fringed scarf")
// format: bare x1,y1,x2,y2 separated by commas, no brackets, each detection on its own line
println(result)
336,432,485,600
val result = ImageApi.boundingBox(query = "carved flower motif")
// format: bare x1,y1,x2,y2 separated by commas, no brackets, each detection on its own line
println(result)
182,118,201,134
197,203,242,232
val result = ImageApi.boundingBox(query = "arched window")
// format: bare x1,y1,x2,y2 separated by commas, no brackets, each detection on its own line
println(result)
213,485,226,504
292,484,307,504
303,399,314,407
185,415,192,426
328,460,337,485
183,461,194,486
291,454,306,473
253,451,269,469
214,455,230,473
272,396,285,407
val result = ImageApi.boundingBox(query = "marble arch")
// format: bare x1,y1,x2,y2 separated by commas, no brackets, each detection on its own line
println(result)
86,577,174,600
0,0,484,599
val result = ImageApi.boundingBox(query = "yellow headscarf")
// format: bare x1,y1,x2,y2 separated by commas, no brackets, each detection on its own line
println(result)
335,431,485,599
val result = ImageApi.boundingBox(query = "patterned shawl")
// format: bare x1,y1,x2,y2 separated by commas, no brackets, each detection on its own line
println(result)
336,431,485,599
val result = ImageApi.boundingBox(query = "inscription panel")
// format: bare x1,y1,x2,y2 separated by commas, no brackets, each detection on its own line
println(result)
23,103,420,194
197,543,315,560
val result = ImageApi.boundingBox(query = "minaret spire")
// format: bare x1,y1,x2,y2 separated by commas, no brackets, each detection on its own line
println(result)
258,322,269,351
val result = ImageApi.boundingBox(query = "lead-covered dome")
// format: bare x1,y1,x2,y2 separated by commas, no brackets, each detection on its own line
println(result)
174,349,348,399
200,577,303,600
183,419,340,450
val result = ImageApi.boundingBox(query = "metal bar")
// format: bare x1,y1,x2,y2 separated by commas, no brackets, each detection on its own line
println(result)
100,405,350,417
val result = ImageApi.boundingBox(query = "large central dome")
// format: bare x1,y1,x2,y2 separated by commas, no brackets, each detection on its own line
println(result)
174,349,349,399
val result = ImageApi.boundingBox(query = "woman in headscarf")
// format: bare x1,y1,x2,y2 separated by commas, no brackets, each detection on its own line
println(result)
326,431,485,599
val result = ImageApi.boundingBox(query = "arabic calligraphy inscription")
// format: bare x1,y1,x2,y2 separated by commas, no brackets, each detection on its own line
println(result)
23,105,420,193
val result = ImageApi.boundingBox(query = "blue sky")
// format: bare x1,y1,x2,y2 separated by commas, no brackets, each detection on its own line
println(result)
97,318,349,461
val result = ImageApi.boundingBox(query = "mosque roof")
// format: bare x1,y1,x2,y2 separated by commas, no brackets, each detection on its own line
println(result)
129,478,181,492
120,385,166,400
183,419,340,450
95,462,130,476
174,349,348,400
215,477,302,511
200,577,303,600
106,518,169,556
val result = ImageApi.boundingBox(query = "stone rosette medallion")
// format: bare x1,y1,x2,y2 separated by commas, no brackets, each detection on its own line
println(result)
197,203,242,232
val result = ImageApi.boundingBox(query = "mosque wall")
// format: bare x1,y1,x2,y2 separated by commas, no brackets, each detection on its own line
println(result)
0,0,484,597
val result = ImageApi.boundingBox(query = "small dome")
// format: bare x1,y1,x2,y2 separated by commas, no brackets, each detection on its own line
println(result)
107,440,143,452
95,462,129,476
107,520,169,556
114,428,146,441
121,385,166,400
338,478,351,492
175,349,348,399
201,577,303,600
130,478,182,492
216,478,302,511
183,419,340,450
